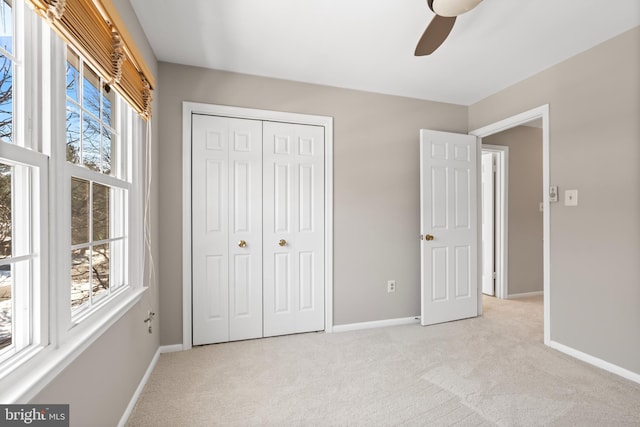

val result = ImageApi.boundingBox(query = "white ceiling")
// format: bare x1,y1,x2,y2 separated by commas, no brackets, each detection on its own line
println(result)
130,0,640,106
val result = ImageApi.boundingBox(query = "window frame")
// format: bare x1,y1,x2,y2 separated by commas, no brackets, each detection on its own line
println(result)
0,0,47,368
63,48,135,321
0,1,146,403
0,143,49,373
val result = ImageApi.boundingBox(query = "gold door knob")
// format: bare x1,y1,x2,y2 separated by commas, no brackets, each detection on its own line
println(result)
238,240,247,248
278,239,287,247
425,234,434,241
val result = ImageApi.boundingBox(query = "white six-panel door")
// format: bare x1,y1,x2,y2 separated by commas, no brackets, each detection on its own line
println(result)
420,129,478,325
192,115,263,345
263,122,325,336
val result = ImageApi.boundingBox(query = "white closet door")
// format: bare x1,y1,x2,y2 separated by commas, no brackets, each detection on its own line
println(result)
263,122,325,337
192,115,263,345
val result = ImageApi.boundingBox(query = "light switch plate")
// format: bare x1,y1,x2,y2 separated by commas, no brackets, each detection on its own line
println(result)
549,186,558,203
565,189,578,206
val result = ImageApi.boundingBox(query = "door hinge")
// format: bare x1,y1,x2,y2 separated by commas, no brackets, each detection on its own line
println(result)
493,272,497,280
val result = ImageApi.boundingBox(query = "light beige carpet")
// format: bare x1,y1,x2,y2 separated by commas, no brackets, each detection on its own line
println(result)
127,296,640,426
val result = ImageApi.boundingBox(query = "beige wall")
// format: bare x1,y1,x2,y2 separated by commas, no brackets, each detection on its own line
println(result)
31,1,161,425
157,63,468,345
469,27,640,375
484,126,543,296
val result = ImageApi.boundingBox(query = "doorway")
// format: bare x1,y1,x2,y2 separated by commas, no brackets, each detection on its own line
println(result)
480,145,508,299
470,105,551,345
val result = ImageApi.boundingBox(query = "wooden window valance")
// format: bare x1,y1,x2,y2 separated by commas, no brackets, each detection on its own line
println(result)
26,0,155,119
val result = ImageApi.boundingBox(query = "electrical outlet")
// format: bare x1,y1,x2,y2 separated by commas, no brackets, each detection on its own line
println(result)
387,280,396,293
564,189,578,206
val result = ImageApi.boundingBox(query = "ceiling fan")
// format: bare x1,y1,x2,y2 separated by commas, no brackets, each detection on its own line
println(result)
415,0,484,56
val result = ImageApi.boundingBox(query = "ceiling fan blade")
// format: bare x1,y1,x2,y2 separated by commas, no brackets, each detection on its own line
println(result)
414,15,456,56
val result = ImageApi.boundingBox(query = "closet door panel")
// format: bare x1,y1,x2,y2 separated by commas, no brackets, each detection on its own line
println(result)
192,115,230,345
192,115,263,345
263,122,325,337
228,118,263,341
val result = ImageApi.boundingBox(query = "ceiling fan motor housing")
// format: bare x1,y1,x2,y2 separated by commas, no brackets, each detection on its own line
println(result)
432,0,483,17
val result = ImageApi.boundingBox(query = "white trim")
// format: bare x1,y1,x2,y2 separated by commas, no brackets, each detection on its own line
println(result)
159,344,184,354
182,102,334,350
469,104,551,345
548,340,640,385
0,288,146,403
181,105,192,350
0,142,49,169
118,343,186,427
480,144,509,299
507,291,543,299
117,347,160,427
333,317,420,333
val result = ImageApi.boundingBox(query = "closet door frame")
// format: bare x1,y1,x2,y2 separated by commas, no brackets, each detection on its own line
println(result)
181,102,334,350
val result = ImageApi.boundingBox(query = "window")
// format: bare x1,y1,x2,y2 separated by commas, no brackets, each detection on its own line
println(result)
0,0,146,402
0,0,14,143
65,48,132,319
0,161,37,363
0,0,45,367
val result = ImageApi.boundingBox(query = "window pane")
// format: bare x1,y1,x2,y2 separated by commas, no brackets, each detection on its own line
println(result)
71,177,89,245
102,128,113,175
92,183,109,241
92,243,109,302
82,65,100,119
66,49,80,103
82,113,100,171
0,53,12,144
0,0,13,56
0,163,10,259
66,103,80,163
0,264,10,351
71,248,90,310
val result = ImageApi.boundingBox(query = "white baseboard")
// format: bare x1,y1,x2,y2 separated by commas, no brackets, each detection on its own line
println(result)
548,340,640,385
118,347,161,427
507,291,543,299
333,316,420,333
160,344,184,353
118,344,186,426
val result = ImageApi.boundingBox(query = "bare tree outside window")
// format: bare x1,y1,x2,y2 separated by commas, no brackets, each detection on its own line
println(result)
0,0,13,351
70,178,111,309
0,0,13,144
0,163,11,350
0,55,11,143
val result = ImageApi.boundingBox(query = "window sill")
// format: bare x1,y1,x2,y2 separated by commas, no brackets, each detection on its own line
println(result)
0,287,147,403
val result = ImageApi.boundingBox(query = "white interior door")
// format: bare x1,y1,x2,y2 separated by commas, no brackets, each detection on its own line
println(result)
420,129,478,326
263,122,325,337
481,151,495,296
192,115,263,345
